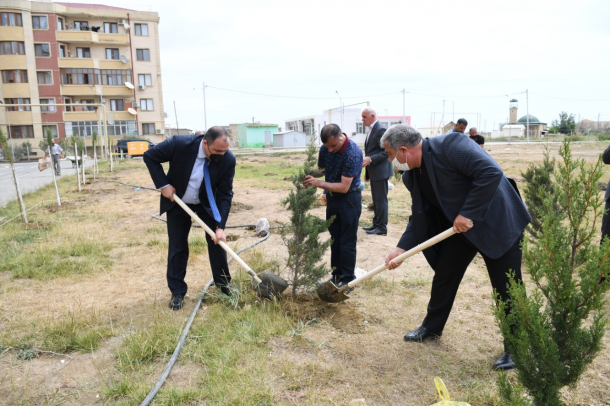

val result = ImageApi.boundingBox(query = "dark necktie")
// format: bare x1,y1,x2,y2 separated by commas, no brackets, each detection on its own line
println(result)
203,158,221,222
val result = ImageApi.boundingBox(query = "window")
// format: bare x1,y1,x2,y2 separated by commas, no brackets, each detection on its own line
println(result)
110,99,124,111
2,70,28,83
57,17,64,30
104,22,118,33
74,21,89,30
43,125,58,138
136,49,150,61
59,45,66,58
0,41,25,55
40,98,56,112
9,126,34,139
140,99,153,111
37,71,52,85
60,68,95,85
64,98,72,112
138,74,152,87
76,47,91,58
32,16,48,29
142,123,155,135
35,43,50,57
105,48,119,60
356,123,364,133
134,23,148,36
79,99,96,111
100,69,131,86
4,98,31,111
1,13,23,26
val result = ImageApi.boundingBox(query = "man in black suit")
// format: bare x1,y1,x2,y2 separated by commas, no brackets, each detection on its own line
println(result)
468,127,485,147
361,107,394,236
144,127,236,310
381,125,531,370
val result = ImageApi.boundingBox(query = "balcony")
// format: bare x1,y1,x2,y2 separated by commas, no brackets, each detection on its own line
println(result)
100,86,133,97
61,85,101,97
56,30,129,45
0,55,26,70
64,111,100,122
58,58,132,70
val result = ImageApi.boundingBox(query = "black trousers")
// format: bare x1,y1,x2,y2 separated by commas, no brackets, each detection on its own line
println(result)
166,203,230,296
369,178,389,233
422,233,524,335
601,198,610,244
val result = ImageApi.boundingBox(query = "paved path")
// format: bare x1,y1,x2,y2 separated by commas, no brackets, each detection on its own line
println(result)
0,159,96,207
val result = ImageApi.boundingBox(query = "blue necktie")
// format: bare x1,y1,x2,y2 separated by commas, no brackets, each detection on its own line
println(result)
203,158,221,223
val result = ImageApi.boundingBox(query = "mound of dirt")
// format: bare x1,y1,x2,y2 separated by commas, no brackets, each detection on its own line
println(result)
283,295,365,334
230,202,254,213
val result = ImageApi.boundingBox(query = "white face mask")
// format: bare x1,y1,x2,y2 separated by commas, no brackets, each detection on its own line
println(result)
392,157,411,171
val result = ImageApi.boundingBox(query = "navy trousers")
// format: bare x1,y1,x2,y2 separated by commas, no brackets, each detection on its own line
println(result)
326,191,362,284
166,203,230,295
369,178,389,233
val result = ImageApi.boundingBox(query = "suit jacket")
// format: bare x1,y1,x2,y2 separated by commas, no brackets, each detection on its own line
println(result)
603,145,610,200
364,121,394,181
143,135,235,229
397,133,531,265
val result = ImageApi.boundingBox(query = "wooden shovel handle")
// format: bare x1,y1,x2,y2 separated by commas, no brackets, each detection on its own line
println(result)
344,228,456,290
173,194,263,284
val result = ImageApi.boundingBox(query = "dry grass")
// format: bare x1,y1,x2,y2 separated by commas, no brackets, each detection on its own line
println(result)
0,144,609,405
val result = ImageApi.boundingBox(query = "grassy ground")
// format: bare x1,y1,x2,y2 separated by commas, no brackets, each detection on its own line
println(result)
1,144,609,405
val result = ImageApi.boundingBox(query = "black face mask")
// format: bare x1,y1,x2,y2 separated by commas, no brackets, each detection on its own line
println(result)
205,143,224,165
209,153,224,165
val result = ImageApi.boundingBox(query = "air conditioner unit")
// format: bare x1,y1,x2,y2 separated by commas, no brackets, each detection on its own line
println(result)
118,19,126,24
138,85,146,90
156,129,163,134
132,102,139,108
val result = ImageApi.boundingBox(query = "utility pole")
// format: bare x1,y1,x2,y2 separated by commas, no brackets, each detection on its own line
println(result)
173,101,179,137
526,89,530,144
402,88,406,125
202,82,207,131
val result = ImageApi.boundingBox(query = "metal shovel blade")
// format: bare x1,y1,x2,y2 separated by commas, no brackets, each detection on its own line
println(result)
253,270,289,299
316,280,349,303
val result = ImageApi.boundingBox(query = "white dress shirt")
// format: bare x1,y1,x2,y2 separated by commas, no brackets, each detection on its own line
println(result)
365,120,378,145
181,140,206,204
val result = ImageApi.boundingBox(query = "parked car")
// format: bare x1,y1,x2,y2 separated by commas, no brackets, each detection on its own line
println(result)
114,139,155,155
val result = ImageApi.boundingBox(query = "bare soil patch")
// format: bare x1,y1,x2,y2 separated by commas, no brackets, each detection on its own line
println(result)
1,143,610,404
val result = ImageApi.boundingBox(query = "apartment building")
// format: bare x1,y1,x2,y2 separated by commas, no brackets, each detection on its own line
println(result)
0,0,165,156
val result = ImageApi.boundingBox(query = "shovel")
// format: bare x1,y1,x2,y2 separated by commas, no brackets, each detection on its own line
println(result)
173,194,289,298
317,228,456,303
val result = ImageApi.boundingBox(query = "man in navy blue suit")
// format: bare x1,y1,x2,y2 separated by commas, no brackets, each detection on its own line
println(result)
144,127,236,310
381,124,531,371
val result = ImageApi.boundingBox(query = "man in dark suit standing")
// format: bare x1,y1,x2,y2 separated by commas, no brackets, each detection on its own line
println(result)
361,107,394,236
144,127,236,310
601,145,610,247
381,125,531,370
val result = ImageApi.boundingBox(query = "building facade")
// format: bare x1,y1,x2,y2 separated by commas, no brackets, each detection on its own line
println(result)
0,0,165,156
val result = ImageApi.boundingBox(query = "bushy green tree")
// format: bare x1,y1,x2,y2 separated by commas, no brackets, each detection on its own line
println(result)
280,136,334,296
39,128,54,154
0,129,14,163
521,148,563,239
495,140,610,406
551,112,576,135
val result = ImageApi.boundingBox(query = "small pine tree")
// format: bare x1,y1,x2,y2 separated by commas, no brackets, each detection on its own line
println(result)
495,140,610,406
280,135,334,296
521,148,563,239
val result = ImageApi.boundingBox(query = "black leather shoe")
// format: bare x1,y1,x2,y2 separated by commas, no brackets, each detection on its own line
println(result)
366,227,387,236
403,326,441,342
169,294,184,310
362,225,376,231
493,352,515,371
219,284,234,296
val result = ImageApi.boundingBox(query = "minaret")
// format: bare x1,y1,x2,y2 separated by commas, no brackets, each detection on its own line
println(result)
509,99,518,124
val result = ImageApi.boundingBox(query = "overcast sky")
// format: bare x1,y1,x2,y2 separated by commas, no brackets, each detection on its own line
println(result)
63,0,610,132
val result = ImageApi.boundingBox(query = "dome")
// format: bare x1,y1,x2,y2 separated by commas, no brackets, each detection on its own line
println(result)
517,114,541,124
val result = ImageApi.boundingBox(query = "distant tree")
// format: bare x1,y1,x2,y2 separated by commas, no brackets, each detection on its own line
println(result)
280,135,334,296
495,140,610,406
551,112,576,134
